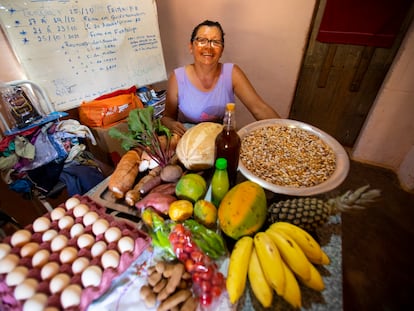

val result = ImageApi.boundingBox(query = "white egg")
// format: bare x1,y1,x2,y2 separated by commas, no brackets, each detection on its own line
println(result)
20,242,39,257
32,249,50,268
77,233,95,249
6,266,29,286
91,241,107,257
92,218,110,236
59,246,78,264
83,211,99,226
65,197,81,210
42,229,58,242
14,278,38,300
10,229,32,247
70,223,85,238
73,203,89,218
101,249,120,269
81,265,102,287
0,254,20,273
118,236,135,253
0,243,12,260
50,207,66,221
49,273,71,294
72,257,90,274
41,262,60,280
50,235,68,252
32,216,51,232
23,293,48,311
61,284,82,308
104,227,122,243
58,215,74,230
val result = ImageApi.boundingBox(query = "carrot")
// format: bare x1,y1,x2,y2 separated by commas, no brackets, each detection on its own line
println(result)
108,149,141,199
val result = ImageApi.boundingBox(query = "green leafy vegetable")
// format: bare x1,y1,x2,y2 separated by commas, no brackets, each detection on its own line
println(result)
109,106,174,167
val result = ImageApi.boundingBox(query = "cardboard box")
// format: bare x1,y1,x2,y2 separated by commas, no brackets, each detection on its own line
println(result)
87,122,129,166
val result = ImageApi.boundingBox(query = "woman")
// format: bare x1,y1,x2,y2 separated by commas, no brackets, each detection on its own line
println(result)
161,20,280,136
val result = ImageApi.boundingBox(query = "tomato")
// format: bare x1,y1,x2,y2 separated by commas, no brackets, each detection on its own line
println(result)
200,292,213,306
200,267,213,280
211,285,222,297
177,251,189,261
192,272,203,284
184,258,195,273
194,262,208,273
184,242,196,254
211,272,224,286
190,250,204,262
200,280,212,292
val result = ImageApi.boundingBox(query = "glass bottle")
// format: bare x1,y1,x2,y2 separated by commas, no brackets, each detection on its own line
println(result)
215,103,241,187
211,158,230,207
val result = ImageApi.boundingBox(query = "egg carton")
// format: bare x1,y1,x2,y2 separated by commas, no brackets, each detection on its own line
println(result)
0,195,150,311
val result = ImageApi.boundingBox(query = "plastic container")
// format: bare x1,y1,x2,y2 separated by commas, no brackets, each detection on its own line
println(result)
211,158,230,207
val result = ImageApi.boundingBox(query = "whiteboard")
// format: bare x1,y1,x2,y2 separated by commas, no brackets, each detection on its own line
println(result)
0,0,167,111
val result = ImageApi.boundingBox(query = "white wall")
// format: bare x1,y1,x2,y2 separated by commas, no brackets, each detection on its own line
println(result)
352,19,414,191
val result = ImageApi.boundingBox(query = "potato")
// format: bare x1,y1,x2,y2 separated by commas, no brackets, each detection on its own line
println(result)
160,164,183,183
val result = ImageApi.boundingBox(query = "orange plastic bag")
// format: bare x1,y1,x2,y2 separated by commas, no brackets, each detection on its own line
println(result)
79,88,143,128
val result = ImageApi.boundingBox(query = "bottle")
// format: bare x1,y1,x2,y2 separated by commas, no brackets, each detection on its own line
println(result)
215,103,241,187
211,158,230,207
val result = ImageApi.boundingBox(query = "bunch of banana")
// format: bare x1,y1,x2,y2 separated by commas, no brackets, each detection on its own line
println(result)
226,222,330,308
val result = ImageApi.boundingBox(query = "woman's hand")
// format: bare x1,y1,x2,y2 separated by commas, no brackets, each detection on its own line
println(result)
161,116,187,136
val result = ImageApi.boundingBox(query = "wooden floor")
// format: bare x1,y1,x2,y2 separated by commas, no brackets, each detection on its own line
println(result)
339,161,414,310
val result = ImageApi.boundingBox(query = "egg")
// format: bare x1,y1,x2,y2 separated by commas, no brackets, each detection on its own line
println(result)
58,215,75,230
0,243,11,260
50,207,66,221
0,254,20,273
65,197,81,210
92,218,110,236
72,257,90,274
10,229,32,247
32,249,50,268
77,233,95,249
60,246,78,264
83,211,99,226
81,265,102,287
73,203,89,218
14,278,38,300
70,223,85,238
104,227,122,243
32,216,51,232
118,236,135,253
6,266,29,286
42,229,58,242
49,273,71,294
61,284,82,308
101,249,120,269
20,242,39,257
41,262,60,280
91,240,107,257
50,234,68,252
23,293,48,311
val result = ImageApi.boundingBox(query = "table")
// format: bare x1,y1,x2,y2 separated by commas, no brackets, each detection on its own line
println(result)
85,177,344,310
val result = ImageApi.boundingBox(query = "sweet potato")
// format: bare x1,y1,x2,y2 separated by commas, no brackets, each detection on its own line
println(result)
108,149,141,199
135,192,176,214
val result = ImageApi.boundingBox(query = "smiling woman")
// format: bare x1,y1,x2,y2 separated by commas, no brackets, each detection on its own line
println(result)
160,19,281,137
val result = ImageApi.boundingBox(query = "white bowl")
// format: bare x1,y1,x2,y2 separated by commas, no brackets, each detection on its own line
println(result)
237,119,350,196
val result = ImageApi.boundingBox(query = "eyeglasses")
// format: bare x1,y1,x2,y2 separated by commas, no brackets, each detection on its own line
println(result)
194,37,224,48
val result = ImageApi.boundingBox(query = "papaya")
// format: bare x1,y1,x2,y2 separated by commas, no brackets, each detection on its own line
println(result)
218,181,267,240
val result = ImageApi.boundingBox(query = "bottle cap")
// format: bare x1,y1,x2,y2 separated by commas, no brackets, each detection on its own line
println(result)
215,158,227,169
226,103,235,111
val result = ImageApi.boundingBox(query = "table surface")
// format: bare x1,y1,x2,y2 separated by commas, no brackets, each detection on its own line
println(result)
85,177,343,311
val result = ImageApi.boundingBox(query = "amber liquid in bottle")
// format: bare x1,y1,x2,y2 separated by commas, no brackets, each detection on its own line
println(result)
215,103,241,187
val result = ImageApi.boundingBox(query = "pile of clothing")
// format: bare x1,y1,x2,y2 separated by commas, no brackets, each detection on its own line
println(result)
0,119,105,198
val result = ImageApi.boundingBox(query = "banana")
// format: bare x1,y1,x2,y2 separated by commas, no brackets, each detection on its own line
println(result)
280,259,302,308
253,232,285,296
268,222,330,265
266,228,312,281
298,262,325,291
248,247,274,308
226,236,254,304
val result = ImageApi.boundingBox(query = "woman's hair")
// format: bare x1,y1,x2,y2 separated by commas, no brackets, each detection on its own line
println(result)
190,20,225,46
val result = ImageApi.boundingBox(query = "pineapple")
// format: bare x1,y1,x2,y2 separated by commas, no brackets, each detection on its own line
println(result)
268,185,381,232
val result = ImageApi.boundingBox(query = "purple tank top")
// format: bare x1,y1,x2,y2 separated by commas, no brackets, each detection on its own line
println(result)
175,63,235,123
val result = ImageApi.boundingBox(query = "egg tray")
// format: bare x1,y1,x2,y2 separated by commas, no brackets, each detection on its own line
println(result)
0,195,150,311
